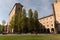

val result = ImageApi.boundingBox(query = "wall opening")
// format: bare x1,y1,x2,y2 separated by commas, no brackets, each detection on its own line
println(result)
47,28,50,33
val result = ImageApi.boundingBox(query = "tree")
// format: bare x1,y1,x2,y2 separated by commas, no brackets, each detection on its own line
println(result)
0,25,3,33
2,20,6,33
28,9,34,33
13,14,18,33
34,10,40,33
14,8,22,33
2,20,6,26
9,15,15,33
17,10,22,33
21,8,27,33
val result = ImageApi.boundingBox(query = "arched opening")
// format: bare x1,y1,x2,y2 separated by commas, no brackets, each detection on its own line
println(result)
47,28,50,33
51,28,54,33
44,28,46,33
41,29,43,33
51,28,54,31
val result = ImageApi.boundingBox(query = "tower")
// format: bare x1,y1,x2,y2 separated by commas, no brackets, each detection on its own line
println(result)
54,0,57,3
53,0,60,33
7,3,23,33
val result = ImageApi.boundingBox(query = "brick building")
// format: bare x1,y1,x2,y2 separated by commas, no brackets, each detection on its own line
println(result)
7,0,60,33
39,0,60,33
7,3,23,33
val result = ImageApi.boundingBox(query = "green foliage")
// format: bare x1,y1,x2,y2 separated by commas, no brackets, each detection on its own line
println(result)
34,10,38,19
9,8,40,34
10,15,15,29
17,10,22,33
2,20,6,33
21,8,27,33
28,9,34,32
0,25,3,33
28,9,33,18
9,15,15,33
2,20,6,26
34,10,40,33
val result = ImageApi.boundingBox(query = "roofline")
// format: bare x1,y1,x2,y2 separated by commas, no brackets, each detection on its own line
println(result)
9,3,23,15
38,14,53,20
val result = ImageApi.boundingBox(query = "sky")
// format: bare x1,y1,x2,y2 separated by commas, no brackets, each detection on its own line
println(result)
0,0,54,24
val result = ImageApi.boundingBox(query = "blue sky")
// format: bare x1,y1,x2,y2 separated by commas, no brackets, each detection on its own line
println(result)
0,0,53,24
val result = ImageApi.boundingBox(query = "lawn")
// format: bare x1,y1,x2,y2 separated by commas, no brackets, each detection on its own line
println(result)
0,34,60,40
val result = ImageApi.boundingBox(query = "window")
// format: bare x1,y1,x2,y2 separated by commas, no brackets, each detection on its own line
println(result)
47,22,48,23
50,17,52,19
43,22,45,24
18,8,20,11
17,7,20,13
46,18,48,20
47,25,49,27
51,21,52,22
51,24,53,26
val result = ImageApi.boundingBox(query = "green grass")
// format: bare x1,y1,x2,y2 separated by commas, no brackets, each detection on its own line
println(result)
0,34,60,40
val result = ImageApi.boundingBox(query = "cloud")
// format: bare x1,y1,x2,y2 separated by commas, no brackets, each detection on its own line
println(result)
4,0,53,18
19,0,53,18
0,0,53,24
0,0,19,24
38,0,53,17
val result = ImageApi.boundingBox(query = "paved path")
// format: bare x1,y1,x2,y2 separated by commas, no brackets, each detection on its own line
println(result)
0,34,51,36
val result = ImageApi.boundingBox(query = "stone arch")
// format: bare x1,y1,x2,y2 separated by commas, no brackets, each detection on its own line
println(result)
50,28,55,33
47,28,50,33
51,28,54,32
